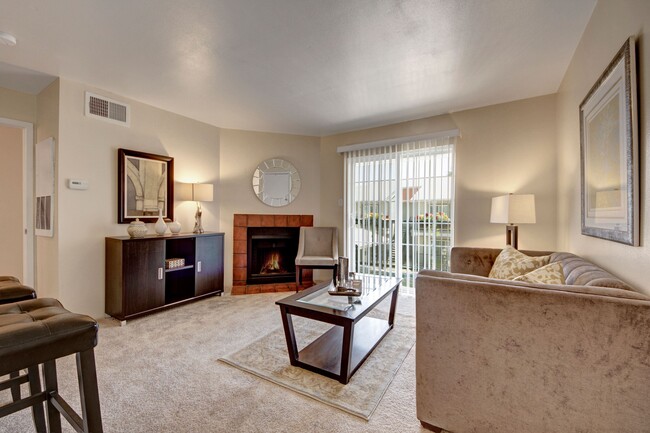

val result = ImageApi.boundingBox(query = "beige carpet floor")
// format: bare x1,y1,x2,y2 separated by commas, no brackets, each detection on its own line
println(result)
0,292,429,433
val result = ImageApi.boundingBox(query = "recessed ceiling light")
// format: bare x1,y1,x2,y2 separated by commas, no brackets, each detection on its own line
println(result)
0,31,17,46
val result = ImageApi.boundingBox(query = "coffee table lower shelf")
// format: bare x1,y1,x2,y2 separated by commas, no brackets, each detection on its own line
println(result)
296,317,391,382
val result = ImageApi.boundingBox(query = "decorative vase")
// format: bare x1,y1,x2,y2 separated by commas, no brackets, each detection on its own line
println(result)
154,209,167,236
127,218,148,238
168,219,181,234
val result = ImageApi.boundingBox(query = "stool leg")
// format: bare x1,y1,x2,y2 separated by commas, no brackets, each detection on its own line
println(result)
76,349,103,433
8,371,21,401
43,360,62,433
27,366,47,433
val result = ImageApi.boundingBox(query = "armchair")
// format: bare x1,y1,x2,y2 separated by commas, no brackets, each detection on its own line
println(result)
295,227,338,290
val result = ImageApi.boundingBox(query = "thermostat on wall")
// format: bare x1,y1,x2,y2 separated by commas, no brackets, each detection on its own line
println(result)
67,179,89,190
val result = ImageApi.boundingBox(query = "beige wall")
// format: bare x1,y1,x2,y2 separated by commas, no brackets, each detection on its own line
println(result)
54,79,220,317
0,125,24,279
0,87,36,123
36,80,60,299
452,95,557,250
8,0,645,313
321,94,558,254
1,79,320,314
219,129,321,290
556,0,650,294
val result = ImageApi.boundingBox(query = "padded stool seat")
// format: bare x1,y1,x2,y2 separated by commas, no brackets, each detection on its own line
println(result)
0,299,98,375
0,298,103,433
0,277,36,304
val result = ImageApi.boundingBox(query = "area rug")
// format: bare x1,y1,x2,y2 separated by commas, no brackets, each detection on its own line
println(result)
218,315,415,420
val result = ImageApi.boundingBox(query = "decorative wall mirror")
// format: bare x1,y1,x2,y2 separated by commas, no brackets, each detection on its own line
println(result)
252,158,301,207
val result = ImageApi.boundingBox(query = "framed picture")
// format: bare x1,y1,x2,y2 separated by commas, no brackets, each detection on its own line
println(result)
35,137,55,237
118,148,174,224
580,37,638,246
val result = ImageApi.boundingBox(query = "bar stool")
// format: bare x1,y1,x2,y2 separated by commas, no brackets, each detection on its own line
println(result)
0,276,37,303
0,298,103,433
0,276,38,407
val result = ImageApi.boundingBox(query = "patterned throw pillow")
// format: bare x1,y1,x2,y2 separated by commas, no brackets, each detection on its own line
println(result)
488,245,550,280
514,262,566,285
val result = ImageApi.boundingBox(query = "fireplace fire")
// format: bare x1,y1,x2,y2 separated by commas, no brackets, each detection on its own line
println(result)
247,227,299,285
260,252,285,274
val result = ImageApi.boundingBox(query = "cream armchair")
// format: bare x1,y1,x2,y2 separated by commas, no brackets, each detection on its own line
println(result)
295,227,338,290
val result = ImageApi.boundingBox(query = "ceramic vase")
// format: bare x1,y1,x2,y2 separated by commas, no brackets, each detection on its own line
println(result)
127,218,148,238
154,209,167,235
168,220,181,234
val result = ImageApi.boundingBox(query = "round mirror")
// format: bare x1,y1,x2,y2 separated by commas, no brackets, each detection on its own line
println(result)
252,158,301,207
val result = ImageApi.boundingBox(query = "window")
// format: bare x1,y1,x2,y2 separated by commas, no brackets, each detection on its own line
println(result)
341,134,456,291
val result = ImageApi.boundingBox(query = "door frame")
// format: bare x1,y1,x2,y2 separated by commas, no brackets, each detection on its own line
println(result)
0,117,34,286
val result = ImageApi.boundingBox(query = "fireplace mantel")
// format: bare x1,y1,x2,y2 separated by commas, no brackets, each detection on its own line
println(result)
232,214,313,295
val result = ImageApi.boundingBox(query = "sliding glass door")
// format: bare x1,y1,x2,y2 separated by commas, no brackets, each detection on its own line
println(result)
343,135,455,290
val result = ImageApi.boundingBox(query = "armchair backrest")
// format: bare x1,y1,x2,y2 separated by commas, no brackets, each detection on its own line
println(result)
297,227,338,258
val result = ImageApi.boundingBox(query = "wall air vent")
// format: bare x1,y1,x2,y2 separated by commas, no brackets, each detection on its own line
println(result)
84,92,130,127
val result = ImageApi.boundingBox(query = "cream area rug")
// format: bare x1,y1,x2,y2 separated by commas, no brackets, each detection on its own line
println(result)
219,314,415,420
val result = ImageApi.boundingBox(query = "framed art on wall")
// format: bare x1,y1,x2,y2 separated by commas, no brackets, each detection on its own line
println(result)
580,37,638,246
35,137,55,237
118,148,174,224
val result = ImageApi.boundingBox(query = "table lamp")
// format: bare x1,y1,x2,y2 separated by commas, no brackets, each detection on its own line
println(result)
490,193,536,249
178,183,213,233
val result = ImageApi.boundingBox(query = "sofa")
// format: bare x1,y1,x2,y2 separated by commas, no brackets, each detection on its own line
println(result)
415,247,650,433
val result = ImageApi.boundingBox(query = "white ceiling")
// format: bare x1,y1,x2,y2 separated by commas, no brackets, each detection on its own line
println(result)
0,0,596,136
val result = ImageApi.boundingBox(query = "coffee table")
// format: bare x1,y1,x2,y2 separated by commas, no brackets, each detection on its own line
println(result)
275,276,401,384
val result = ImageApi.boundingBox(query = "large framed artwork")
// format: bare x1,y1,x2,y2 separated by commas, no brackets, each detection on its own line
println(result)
580,37,638,246
118,148,174,224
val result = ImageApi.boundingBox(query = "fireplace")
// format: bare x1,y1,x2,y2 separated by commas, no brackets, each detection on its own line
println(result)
247,227,299,285
232,213,313,295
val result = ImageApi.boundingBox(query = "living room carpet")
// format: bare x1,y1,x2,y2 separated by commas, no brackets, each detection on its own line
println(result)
219,314,415,420
0,292,424,432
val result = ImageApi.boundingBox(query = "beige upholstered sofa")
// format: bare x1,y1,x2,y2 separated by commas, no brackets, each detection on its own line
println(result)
415,247,650,433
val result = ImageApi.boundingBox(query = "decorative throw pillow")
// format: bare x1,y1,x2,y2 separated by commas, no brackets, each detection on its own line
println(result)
514,262,566,285
488,245,550,280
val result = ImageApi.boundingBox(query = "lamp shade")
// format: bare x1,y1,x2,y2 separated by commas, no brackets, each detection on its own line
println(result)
192,184,213,202
177,183,213,202
490,194,536,224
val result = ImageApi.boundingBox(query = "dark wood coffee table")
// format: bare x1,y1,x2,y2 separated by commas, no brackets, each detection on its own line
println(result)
275,276,401,384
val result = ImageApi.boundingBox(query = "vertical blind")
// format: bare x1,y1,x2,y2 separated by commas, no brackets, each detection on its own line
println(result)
342,134,456,289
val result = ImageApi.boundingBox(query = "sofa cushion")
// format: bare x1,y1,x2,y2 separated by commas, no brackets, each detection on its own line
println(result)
488,246,550,280
514,262,565,285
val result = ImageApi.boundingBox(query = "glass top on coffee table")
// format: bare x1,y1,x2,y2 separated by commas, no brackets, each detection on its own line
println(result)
296,275,398,312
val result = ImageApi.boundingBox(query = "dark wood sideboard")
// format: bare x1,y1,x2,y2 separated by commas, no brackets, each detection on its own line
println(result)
105,232,224,321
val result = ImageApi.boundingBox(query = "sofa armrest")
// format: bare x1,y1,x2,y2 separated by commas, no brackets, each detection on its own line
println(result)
415,272,650,433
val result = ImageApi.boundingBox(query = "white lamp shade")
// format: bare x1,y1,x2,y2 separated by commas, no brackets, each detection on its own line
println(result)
177,183,213,202
192,184,213,202
490,194,536,224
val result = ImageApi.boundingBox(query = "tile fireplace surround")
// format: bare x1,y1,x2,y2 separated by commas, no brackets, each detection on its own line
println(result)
232,214,313,295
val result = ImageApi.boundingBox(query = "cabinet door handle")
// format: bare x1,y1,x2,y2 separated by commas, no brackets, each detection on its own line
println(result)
197,261,202,272
158,268,163,280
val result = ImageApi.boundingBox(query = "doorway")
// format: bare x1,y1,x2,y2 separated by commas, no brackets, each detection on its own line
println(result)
0,118,34,286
